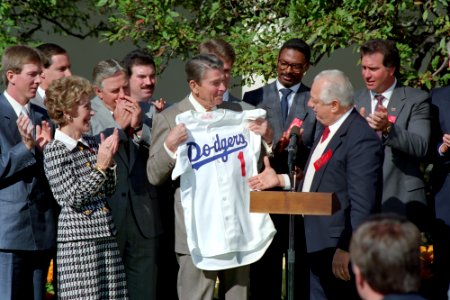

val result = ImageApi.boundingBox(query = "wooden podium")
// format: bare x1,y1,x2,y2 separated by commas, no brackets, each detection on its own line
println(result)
250,191,340,216
250,191,340,300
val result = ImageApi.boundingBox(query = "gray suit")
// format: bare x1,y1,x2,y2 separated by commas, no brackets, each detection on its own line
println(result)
90,96,162,300
355,83,431,229
147,97,250,300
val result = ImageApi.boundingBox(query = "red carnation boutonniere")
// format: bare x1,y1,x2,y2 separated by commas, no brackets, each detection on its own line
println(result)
313,149,332,171
388,115,396,123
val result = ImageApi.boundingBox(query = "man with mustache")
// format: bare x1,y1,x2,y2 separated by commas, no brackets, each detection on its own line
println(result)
122,49,166,144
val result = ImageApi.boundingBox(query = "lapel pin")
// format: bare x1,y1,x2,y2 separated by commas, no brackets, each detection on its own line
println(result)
391,107,396,112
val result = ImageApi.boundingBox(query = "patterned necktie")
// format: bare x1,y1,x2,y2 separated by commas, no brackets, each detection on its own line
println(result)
321,126,330,143
280,88,293,121
21,106,34,137
374,94,385,112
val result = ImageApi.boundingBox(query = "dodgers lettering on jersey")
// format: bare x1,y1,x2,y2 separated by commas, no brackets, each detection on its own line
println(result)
187,133,248,170
172,108,276,271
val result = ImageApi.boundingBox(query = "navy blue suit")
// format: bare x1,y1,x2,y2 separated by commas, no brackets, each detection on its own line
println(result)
430,85,450,300
243,81,320,300
0,93,56,300
301,109,384,300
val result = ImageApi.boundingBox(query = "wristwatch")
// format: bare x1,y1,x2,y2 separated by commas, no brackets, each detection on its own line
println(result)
382,123,392,137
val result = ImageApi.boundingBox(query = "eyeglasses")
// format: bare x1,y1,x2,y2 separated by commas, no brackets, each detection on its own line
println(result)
278,60,305,73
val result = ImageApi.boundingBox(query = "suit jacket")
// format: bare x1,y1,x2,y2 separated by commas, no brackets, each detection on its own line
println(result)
243,81,320,173
89,96,162,239
301,109,384,253
147,96,246,254
43,135,117,242
0,93,56,250
30,92,46,110
383,293,427,300
228,92,255,110
430,85,450,226
354,84,431,214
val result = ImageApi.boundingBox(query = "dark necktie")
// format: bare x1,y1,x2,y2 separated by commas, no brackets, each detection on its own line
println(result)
374,94,385,112
321,126,330,143
374,94,386,138
280,88,292,121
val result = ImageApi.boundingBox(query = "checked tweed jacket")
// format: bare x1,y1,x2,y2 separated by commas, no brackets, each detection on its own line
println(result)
43,135,118,242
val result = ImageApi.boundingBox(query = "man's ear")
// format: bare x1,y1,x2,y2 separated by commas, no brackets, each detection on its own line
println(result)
353,264,364,288
189,80,199,96
6,70,16,85
95,86,103,99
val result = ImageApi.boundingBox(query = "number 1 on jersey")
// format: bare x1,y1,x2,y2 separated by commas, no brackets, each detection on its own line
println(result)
237,151,246,177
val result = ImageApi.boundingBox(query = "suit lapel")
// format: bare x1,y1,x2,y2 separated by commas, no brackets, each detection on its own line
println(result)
387,84,406,122
0,94,22,144
358,89,372,117
309,110,356,192
287,91,309,126
92,97,130,168
264,83,285,142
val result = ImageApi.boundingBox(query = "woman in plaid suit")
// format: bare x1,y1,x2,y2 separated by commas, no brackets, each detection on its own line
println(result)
43,76,128,299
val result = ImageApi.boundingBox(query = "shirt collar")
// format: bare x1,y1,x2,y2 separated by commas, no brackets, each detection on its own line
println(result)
54,129,89,151
328,107,353,136
276,80,302,94
188,93,217,112
369,78,397,101
37,86,46,99
222,90,230,102
4,91,30,117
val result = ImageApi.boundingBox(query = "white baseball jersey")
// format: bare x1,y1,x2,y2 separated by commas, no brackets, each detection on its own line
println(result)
172,108,276,270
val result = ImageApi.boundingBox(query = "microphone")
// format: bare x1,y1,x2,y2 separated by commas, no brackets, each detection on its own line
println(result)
287,125,300,174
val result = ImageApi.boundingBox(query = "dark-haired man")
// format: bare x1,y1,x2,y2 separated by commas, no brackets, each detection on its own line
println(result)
31,43,72,109
0,45,56,300
243,38,320,299
350,214,426,300
355,39,431,231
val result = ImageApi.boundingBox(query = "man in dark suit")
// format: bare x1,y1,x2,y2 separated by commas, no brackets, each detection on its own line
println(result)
243,38,319,300
90,59,163,300
429,46,450,300
0,45,56,300
249,69,384,300
147,54,273,300
122,49,166,141
354,39,431,231
122,49,177,300
350,214,426,300
30,43,72,109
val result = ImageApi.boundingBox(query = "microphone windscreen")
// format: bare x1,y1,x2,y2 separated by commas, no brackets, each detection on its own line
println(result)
290,125,300,136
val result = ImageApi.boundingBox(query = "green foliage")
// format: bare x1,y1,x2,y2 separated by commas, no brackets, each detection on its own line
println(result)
97,0,450,89
0,0,448,89
0,0,107,53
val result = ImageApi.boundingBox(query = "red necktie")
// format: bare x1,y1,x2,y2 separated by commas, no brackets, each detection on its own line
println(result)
321,126,330,143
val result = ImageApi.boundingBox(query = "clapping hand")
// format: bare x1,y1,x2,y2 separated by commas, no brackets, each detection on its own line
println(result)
97,128,119,170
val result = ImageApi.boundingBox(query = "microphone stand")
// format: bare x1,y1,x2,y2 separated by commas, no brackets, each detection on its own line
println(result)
287,143,297,300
